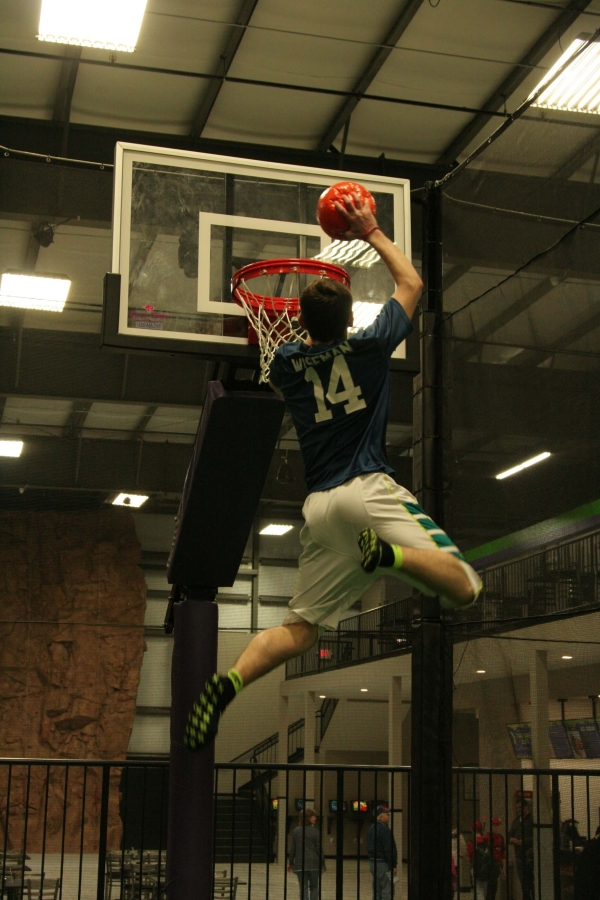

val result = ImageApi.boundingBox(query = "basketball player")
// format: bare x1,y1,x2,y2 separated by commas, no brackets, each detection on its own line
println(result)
184,193,481,750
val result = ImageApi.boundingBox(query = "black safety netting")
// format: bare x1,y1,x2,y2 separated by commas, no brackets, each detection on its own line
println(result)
441,109,600,547
438,95,600,887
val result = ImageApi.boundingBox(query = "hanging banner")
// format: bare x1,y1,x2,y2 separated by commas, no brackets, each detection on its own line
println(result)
508,720,600,759
507,724,532,759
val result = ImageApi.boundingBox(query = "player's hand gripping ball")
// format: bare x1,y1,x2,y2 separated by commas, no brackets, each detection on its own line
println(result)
317,181,376,240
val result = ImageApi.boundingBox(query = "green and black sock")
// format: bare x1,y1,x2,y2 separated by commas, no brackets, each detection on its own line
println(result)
184,668,244,751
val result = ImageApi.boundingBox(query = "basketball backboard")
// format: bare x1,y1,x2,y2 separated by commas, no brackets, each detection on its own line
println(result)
103,143,416,370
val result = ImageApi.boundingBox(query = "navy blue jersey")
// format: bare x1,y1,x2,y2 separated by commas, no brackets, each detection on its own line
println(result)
270,298,413,494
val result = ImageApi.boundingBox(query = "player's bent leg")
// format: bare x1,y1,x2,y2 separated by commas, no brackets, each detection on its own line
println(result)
233,620,319,687
358,527,481,609
400,546,478,608
184,621,318,751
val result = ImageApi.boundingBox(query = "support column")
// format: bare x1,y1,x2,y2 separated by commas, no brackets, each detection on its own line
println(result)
410,184,453,900
531,650,552,900
167,596,218,900
389,676,403,871
303,691,317,807
277,693,290,864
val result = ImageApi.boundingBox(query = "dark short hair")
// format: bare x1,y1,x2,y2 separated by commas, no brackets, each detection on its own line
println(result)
299,278,353,343
300,808,317,824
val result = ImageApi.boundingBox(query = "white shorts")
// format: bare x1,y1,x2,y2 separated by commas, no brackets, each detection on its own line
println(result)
282,472,481,631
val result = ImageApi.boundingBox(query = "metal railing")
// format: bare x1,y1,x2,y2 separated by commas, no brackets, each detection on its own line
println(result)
286,599,411,678
2,758,600,900
230,699,340,766
286,527,600,678
455,528,600,636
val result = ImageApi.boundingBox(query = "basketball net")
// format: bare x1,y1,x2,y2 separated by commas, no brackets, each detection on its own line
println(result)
232,258,351,384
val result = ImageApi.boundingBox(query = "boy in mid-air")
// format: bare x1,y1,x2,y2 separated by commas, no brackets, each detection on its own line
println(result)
185,193,481,749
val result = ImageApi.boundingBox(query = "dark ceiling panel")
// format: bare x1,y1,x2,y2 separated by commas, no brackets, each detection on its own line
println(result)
0,330,211,407
0,157,113,222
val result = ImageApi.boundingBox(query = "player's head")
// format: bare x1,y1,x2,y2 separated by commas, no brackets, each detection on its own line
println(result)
299,277,353,343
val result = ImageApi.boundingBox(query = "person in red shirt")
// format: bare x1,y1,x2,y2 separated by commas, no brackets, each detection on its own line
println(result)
486,818,506,900
467,823,491,900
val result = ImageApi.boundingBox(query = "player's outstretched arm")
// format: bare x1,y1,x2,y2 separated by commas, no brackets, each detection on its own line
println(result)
334,193,423,320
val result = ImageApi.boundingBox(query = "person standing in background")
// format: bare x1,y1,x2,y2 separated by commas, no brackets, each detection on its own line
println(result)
288,808,324,900
509,800,534,900
486,817,506,900
367,806,398,900
467,823,493,900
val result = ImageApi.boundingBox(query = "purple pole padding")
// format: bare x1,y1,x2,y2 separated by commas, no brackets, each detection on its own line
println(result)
167,599,218,900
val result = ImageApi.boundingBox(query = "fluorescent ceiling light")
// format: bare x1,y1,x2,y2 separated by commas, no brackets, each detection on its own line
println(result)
38,0,147,53
0,273,70,312
112,492,148,508
530,34,600,115
319,695,326,699
495,451,551,480
562,655,573,660
0,440,23,458
476,669,486,674
360,688,368,692
259,524,293,535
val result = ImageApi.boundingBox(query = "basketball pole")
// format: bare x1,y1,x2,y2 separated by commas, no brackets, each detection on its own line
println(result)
410,184,453,900
164,382,285,900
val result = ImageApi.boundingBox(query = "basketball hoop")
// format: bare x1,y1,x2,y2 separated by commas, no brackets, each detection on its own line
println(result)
232,258,351,383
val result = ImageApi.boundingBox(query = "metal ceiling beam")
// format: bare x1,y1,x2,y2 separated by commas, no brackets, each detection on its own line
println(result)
64,400,92,439
316,0,427,152
23,222,44,271
133,405,158,439
533,127,600,191
454,274,565,362
510,305,600,366
443,261,475,291
437,0,595,166
53,46,82,125
189,0,260,138
0,44,511,123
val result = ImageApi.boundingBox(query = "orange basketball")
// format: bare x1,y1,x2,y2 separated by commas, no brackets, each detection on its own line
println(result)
317,181,376,240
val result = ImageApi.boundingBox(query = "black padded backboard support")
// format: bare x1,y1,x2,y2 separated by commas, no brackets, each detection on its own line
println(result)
167,380,285,587
165,382,284,900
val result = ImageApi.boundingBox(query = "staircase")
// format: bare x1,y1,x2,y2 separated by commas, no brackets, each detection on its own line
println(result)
214,792,273,863
214,699,339,862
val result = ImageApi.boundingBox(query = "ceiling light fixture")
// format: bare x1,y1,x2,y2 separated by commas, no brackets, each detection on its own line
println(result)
319,695,326,699
360,688,368,692
530,34,600,115
0,440,24,458
476,669,486,674
495,451,551,480
38,0,148,53
112,492,149,508
259,524,293,536
562,655,573,660
0,273,71,312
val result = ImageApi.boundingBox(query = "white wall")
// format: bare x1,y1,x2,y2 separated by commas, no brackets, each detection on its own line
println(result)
321,699,390,756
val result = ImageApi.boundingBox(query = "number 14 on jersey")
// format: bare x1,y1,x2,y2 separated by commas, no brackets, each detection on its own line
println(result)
305,356,366,423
